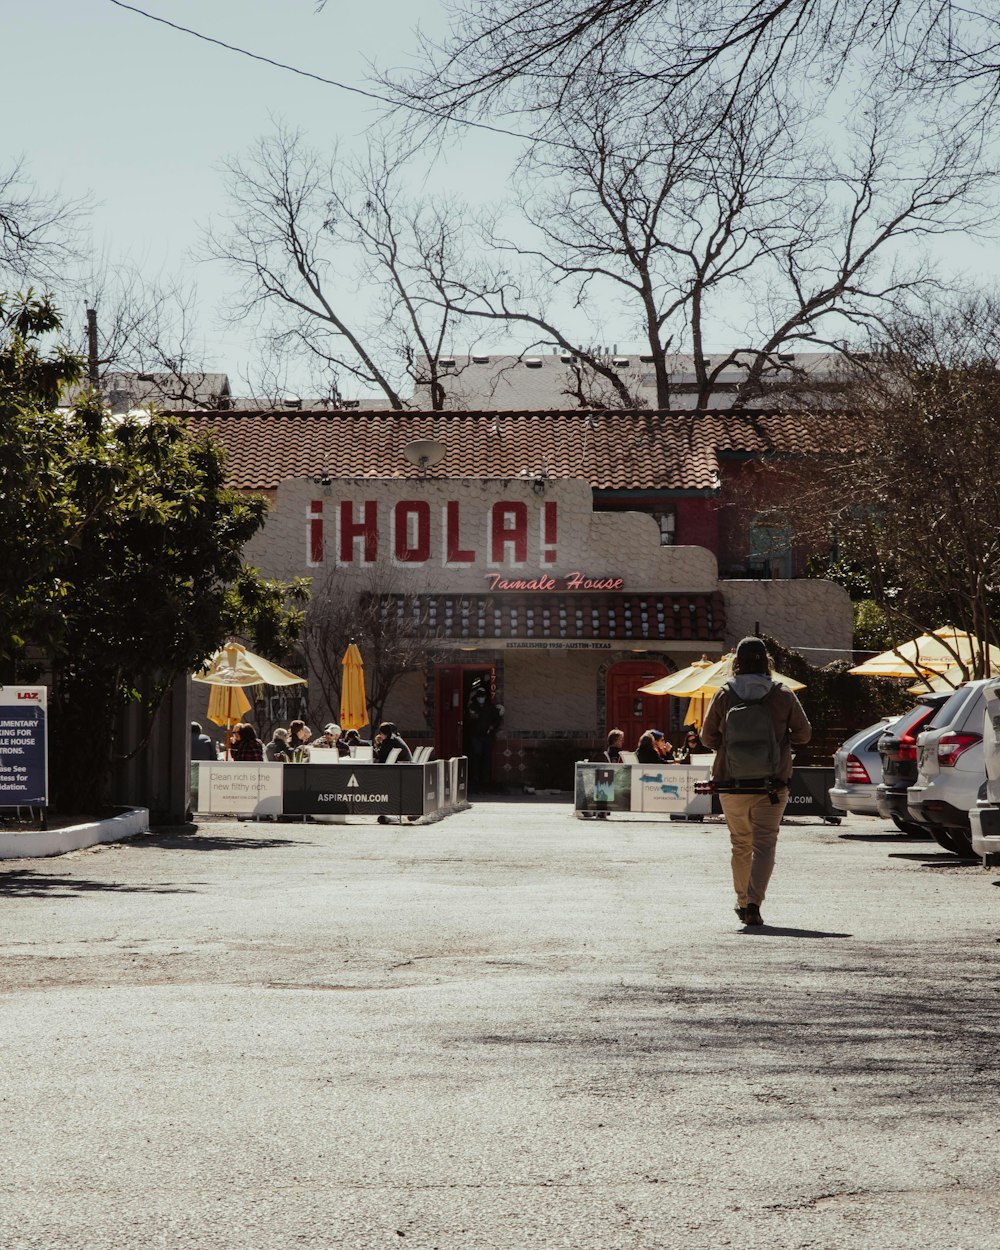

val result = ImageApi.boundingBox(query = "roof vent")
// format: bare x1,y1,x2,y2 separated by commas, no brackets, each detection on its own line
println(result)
778,353,795,365
524,358,543,369
439,358,456,369
471,354,490,365
559,352,575,364
282,395,302,409
342,399,360,408
612,357,630,368
638,354,655,364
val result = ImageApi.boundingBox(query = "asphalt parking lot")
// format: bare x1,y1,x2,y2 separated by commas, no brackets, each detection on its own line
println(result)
2,801,999,1250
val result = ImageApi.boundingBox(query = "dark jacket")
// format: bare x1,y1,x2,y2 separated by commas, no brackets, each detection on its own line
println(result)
191,731,216,761
376,733,413,763
700,676,811,784
635,739,665,764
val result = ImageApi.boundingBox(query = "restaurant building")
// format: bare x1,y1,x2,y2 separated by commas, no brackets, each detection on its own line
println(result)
183,408,852,786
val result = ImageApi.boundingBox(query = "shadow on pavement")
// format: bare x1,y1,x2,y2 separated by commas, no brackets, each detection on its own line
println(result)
0,869,198,898
737,925,852,938
130,830,313,852
887,852,976,867
838,832,933,843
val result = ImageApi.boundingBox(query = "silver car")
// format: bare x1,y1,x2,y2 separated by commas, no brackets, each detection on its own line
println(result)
829,718,898,817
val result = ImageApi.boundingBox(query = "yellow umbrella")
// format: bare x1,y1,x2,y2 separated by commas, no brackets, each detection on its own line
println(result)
206,683,251,729
639,653,805,730
193,640,306,757
340,643,368,731
636,655,722,696
850,626,1000,680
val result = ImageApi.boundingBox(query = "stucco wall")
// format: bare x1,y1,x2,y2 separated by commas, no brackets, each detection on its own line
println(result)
722,578,853,665
243,476,719,594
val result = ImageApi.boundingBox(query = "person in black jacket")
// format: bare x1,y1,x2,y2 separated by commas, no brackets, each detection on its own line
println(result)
374,722,412,763
465,679,502,791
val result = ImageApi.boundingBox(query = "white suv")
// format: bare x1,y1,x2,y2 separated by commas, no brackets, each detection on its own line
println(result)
906,680,988,858
971,678,1000,865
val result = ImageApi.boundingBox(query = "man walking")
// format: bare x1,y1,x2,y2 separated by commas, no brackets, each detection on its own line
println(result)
700,637,811,926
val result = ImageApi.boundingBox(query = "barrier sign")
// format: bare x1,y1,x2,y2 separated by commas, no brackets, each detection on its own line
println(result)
574,761,713,817
0,686,48,807
196,762,283,815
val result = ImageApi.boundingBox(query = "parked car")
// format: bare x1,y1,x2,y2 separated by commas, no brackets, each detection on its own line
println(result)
875,693,951,836
970,677,1000,865
906,680,990,857
829,718,899,817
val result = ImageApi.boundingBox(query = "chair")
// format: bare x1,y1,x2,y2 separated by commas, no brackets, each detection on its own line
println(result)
384,747,401,764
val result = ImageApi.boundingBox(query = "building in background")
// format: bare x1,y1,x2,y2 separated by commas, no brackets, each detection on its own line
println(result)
181,407,850,787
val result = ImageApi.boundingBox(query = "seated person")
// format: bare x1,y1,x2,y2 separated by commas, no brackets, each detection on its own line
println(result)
264,726,291,762
675,727,706,763
374,721,413,763
314,723,351,756
231,722,264,762
603,728,626,763
635,728,672,764
342,728,371,750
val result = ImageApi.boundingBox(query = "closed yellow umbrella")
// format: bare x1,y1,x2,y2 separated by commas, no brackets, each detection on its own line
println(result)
206,683,252,729
340,643,368,732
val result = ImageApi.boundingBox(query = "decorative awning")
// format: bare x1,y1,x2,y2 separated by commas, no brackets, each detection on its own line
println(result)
369,592,725,644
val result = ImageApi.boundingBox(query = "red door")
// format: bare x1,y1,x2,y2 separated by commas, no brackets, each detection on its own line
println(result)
606,660,671,750
435,664,496,758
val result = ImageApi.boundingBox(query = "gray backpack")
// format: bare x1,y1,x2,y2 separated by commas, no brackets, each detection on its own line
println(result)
723,681,782,780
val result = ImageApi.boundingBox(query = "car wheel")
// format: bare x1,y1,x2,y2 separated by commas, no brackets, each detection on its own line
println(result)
942,828,977,858
890,813,931,838
928,826,972,857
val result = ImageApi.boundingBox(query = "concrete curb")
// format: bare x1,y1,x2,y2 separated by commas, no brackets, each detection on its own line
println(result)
0,807,151,860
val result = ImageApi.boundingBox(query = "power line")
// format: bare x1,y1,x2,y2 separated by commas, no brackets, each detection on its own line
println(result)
106,1,998,187
105,0,544,149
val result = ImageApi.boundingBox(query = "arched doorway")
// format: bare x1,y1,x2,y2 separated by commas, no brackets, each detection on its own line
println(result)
606,659,672,750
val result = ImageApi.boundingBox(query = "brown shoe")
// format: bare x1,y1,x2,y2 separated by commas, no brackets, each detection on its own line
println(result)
735,906,748,924
744,904,764,926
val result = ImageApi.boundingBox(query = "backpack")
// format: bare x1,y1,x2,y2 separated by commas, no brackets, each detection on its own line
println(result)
722,681,782,781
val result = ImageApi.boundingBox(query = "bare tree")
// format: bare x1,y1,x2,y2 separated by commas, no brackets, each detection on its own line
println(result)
0,158,90,287
780,292,1000,676
206,126,498,409
380,2,1000,137
431,80,990,409
302,569,443,731
62,262,229,409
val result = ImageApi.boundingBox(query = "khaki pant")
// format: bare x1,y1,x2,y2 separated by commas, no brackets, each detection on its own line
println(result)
720,790,788,907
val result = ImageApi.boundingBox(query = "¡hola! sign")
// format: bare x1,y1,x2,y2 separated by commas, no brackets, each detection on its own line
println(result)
307,496,558,570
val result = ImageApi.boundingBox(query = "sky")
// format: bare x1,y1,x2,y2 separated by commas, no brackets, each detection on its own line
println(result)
7,1,1000,400
6,0,524,395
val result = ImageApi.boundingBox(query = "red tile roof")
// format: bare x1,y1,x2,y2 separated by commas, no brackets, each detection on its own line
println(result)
179,408,834,493
373,591,725,643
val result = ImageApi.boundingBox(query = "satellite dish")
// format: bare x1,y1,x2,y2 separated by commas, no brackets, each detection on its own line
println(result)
402,439,446,472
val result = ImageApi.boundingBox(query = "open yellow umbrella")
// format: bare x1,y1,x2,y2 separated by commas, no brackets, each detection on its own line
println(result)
193,640,306,757
850,626,1000,681
340,643,368,732
638,653,806,730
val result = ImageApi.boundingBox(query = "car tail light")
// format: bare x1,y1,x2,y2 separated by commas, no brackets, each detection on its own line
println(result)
898,710,936,762
845,754,871,783
937,731,982,767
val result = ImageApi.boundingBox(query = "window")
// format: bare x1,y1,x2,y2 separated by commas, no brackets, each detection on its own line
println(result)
748,510,792,578
653,508,676,547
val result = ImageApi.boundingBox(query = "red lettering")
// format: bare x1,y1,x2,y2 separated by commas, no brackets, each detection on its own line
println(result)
542,501,558,564
445,500,475,565
490,502,528,565
338,500,378,564
308,500,324,565
16,692,40,700
394,500,431,563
